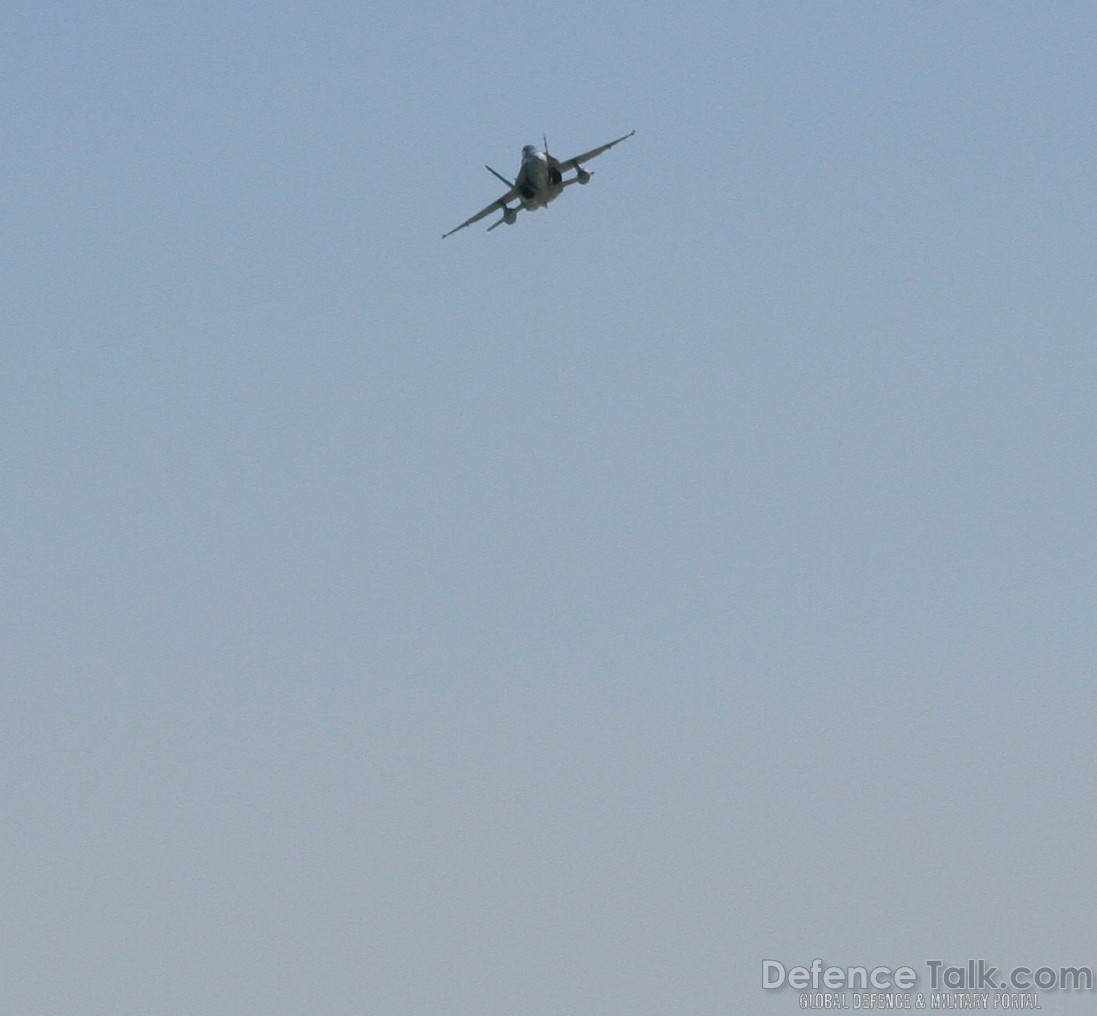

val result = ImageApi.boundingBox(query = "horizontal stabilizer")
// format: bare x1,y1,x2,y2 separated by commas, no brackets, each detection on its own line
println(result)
485,165,515,188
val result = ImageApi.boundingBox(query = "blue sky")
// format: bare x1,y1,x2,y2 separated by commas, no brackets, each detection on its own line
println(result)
4,3,1096,1014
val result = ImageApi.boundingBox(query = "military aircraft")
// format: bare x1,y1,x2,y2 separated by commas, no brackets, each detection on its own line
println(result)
442,130,635,238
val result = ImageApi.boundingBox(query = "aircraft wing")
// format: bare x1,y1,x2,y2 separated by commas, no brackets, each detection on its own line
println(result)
555,130,635,173
442,185,520,238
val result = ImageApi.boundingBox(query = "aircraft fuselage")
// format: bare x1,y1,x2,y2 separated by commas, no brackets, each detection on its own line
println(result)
515,149,565,210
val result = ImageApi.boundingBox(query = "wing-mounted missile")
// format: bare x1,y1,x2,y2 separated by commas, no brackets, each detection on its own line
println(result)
487,206,519,231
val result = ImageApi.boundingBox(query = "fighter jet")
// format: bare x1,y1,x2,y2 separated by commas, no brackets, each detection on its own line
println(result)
442,130,635,238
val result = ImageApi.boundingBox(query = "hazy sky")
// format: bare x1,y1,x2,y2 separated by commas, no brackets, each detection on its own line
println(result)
4,3,1096,1014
